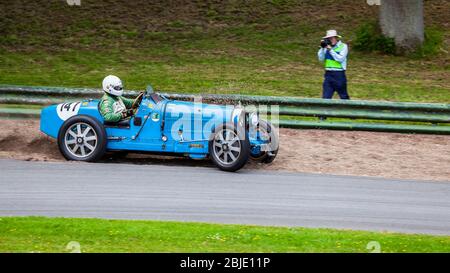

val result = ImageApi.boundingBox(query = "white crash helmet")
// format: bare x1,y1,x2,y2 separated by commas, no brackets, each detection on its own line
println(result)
102,75,123,96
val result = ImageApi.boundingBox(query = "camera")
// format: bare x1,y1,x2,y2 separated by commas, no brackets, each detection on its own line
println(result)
320,38,332,48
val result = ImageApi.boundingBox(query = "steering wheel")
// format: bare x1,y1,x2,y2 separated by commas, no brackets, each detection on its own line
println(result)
131,92,144,111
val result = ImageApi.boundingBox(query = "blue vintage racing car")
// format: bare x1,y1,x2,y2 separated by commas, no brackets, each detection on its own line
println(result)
40,86,278,172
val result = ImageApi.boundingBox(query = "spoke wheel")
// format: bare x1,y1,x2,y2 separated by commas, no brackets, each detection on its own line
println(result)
209,123,250,172
213,129,242,166
64,122,98,158
58,115,107,162
249,120,279,164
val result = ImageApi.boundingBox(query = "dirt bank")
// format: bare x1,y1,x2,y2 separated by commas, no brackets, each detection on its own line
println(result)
0,119,449,181
250,128,450,181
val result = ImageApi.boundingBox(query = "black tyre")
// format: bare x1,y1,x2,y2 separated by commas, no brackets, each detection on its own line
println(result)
209,123,250,172
249,120,279,164
58,115,107,162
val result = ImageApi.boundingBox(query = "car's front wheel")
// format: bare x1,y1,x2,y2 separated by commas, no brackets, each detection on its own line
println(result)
58,115,107,162
209,123,250,172
249,120,279,164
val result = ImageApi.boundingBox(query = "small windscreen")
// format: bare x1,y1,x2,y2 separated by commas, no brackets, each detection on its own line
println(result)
150,93,163,103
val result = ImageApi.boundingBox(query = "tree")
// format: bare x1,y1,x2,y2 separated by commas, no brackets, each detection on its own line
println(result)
379,0,424,53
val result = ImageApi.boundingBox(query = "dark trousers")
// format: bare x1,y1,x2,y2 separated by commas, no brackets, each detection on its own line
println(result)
322,71,350,99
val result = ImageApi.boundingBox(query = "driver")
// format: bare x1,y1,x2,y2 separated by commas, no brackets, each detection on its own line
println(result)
99,75,137,123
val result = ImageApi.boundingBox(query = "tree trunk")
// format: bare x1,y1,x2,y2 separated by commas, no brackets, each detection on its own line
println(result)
379,0,424,54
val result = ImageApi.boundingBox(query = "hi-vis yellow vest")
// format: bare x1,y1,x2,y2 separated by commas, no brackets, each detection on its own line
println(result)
325,43,345,70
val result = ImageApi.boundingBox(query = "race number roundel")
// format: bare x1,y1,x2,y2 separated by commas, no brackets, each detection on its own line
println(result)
57,102,81,121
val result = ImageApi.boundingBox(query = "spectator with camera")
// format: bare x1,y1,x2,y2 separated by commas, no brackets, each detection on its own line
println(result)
317,30,350,100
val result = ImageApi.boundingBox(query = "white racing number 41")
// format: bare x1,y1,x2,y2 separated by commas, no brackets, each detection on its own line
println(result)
56,102,82,121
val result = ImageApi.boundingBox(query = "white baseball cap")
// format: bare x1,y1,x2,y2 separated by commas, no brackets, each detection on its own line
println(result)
323,30,342,39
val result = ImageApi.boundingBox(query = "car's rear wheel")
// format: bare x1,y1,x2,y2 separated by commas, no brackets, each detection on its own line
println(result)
58,115,107,162
209,123,250,172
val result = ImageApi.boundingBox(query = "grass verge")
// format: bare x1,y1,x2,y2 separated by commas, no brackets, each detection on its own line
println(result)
0,1,449,103
0,217,449,253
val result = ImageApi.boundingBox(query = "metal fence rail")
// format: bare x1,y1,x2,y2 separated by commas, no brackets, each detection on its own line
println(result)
1,84,449,134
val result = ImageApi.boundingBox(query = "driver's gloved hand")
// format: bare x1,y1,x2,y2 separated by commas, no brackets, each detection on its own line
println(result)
121,109,134,119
